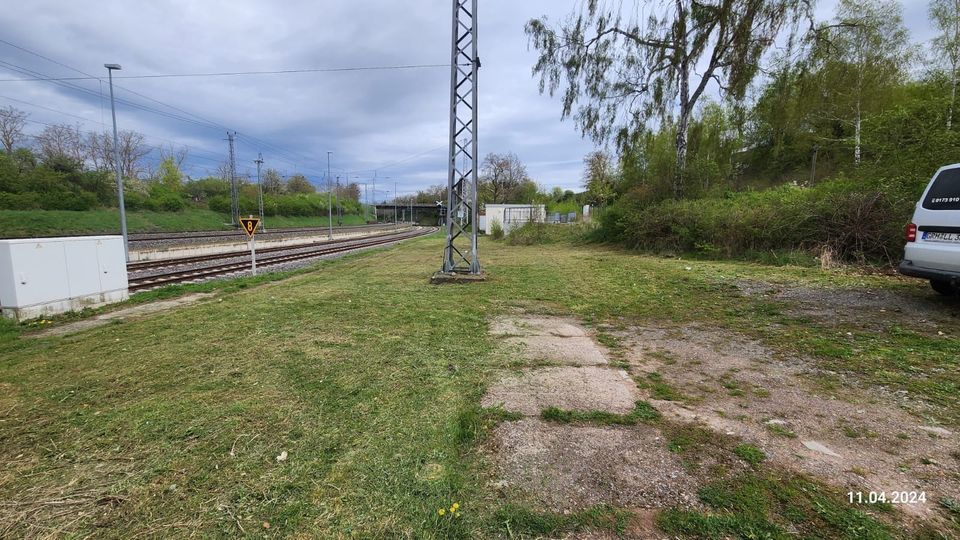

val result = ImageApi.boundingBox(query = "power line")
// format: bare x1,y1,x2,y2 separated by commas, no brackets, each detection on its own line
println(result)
0,39,449,186
0,64,455,82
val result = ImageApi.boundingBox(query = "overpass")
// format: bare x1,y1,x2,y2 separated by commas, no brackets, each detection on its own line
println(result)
373,203,443,224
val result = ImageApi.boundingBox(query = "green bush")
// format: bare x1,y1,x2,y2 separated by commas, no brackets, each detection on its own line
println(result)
597,175,921,264
506,222,589,246
489,219,504,240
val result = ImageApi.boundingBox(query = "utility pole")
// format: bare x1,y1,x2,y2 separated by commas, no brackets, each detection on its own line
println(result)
362,182,368,222
104,63,128,261
372,171,377,223
440,0,481,275
227,132,239,227
336,175,342,226
326,151,333,239
254,153,265,231
394,181,398,227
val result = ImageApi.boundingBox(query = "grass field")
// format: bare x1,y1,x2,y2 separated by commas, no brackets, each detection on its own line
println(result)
0,209,369,237
0,234,957,537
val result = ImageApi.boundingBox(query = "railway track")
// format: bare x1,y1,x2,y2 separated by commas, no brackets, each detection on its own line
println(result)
127,227,435,292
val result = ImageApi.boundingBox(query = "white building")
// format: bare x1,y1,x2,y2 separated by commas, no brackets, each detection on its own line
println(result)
480,204,547,234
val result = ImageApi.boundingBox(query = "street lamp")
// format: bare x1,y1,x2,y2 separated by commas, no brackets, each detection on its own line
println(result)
326,151,333,239
104,63,128,261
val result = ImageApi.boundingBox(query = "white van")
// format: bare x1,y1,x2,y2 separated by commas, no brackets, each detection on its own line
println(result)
899,164,960,296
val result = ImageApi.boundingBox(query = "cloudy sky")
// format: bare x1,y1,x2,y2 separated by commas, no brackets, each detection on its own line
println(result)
0,0,939,201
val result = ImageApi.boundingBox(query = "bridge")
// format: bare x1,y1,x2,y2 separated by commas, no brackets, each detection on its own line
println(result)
372,202,443,224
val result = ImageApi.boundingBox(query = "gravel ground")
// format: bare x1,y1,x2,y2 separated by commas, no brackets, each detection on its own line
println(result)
618,324,960,521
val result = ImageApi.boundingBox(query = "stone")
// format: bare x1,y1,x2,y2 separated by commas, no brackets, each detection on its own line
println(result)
802,440,840,458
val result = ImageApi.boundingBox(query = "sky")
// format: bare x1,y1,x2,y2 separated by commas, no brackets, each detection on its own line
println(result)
0,0,941,202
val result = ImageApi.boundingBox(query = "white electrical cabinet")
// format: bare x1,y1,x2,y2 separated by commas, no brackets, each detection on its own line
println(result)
0,236,128,321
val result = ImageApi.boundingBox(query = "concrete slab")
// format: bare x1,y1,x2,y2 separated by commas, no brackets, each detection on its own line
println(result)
505,335,608,366
490,316,588,337
482,366,638,415
490,419,700,512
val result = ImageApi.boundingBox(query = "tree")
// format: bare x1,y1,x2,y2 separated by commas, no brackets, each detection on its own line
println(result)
155,156,183,191
0,106,28,153
479,152,529,203
931,0,960,128
526,0,807,198
84,129,150,179
413,184,447,204
262,168,285,194
583,150,618,206
36,123,84,164
343,182,361,201
816,0,909,166
286,174,315,193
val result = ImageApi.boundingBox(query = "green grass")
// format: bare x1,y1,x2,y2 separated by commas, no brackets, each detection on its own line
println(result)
540,401,661,425
640,371,688,402
0,208,367,237
493,504,629,537
767,423,799,438
659,473,895,539
1,234,956,537
734,443,766,466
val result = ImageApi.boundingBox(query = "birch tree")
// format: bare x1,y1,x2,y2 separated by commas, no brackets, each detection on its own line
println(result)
820,0,908,166
931,0,960,128
526,0,808,198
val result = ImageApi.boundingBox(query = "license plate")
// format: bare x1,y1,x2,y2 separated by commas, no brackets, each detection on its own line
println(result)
922,231,960,243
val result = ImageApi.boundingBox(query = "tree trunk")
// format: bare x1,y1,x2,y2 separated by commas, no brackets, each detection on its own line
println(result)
950,69,957,130
673,0,689,199
854,100,862,167
675,111,689,199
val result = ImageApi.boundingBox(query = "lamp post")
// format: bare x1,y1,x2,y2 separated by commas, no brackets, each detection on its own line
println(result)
104,63,128,261
326,151,333,239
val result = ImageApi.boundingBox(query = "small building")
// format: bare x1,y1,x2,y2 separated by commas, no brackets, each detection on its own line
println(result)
481,204,547,234
0,236,128,321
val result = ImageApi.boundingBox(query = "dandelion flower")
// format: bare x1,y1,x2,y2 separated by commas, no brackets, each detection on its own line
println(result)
438,509,445,516
452,502,459,511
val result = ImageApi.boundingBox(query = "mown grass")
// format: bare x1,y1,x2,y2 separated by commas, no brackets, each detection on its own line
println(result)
0,208,367,237
0,233,956,537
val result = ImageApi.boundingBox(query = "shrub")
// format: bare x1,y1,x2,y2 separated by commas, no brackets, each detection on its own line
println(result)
489,219,504,240
599,175,922,264
506,222,589,246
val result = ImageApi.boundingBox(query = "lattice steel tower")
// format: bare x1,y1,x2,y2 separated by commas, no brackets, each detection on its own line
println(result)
441,0,481,274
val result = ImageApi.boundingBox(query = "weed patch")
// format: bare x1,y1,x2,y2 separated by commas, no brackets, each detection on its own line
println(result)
540,401,660,425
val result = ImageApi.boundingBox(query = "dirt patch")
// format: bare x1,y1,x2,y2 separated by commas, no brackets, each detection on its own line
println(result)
482,366,639,415
489,419,701,513
29,293,215,338
619,324,960,520
735,279,960,331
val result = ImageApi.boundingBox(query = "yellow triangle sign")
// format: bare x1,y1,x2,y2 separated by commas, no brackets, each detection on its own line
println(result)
239,217,261,237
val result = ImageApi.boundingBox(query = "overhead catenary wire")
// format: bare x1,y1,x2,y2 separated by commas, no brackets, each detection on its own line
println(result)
0,39,451,189
0,63,456,82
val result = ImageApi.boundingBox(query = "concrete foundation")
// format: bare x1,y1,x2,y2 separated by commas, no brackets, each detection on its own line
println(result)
430,271,487,284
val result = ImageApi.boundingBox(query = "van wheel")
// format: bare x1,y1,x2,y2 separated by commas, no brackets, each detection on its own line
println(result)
930,280,958,296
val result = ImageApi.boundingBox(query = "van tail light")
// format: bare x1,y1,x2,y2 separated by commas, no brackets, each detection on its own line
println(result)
906,223,917,242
